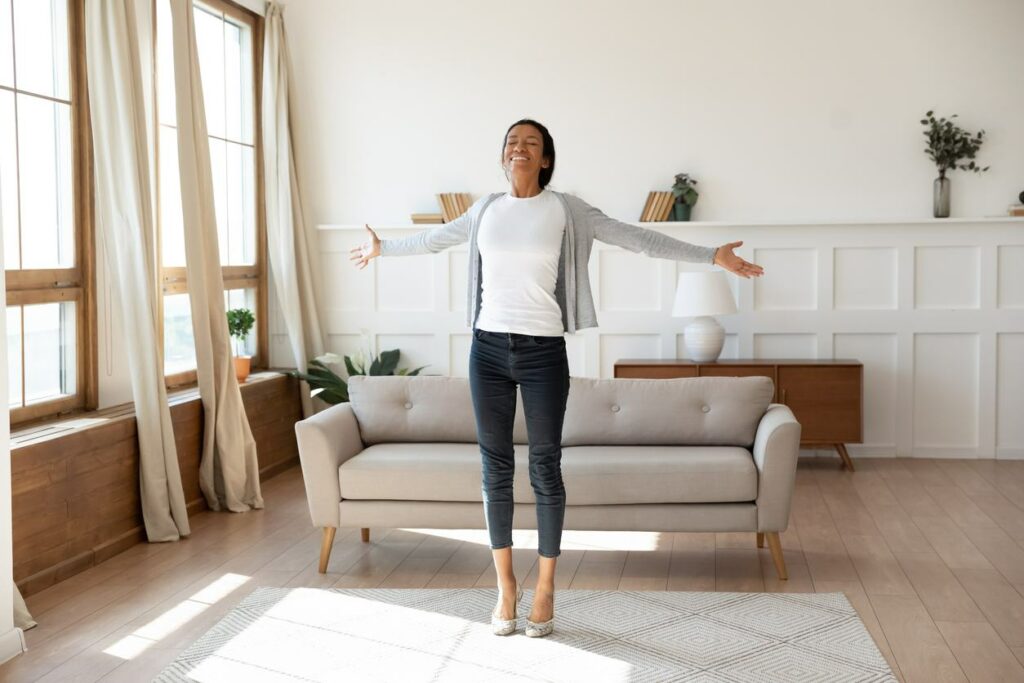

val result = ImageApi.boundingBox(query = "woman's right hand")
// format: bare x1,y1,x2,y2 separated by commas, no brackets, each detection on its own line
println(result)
349,224,381,269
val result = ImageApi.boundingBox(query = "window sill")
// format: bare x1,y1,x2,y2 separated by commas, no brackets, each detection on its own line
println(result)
10,370,290,450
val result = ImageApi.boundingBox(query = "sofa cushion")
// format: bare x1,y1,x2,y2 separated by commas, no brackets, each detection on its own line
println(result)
348,375,529,445
338,443,757,505
562,376,773,447
348,374,772,448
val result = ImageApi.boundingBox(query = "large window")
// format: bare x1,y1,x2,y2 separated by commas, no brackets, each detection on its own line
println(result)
156,0,265,386
1,0,94,425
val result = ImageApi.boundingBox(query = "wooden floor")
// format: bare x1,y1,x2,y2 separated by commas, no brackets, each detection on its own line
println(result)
3,456,1024,682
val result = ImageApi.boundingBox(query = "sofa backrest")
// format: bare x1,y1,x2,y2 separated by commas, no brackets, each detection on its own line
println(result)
561,375,773,447
347,374,773,447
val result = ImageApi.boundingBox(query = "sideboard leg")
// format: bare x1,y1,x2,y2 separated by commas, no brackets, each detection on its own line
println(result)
766,532,788,580
361,527,370,543
756,532,765,548
319,527,337,574
835,443,855,472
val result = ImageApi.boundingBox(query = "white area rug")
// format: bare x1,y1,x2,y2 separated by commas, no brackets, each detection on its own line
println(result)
155,587,896,682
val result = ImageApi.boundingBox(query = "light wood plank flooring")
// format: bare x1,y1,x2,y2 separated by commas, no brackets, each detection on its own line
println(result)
3,457,1024,682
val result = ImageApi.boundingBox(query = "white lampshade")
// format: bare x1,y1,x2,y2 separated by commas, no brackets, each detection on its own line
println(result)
671,271,737,318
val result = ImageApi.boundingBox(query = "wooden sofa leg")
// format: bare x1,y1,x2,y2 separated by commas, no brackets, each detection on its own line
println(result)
319,527,337,574
756,532,765,548
361,527,370,543
766,532,788,580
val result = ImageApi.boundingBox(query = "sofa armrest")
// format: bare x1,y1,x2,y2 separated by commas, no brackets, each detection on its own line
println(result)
752,403,802,532
294,402,364,528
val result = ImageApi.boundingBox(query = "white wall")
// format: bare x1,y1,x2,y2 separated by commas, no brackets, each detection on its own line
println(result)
282,0,1024,226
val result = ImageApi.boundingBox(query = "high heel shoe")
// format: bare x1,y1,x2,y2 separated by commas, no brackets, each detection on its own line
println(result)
525,593,555,638
491,585,523,636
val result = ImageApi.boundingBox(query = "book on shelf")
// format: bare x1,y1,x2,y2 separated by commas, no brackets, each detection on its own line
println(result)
640,191,674,221
436,192,472,222
1009,204,1024,217
411,213,444,224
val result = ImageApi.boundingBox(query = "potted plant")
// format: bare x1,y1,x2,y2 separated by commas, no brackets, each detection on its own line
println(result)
226,307,255,382
671,173,699,221
289,349,429,406
921,110,990,218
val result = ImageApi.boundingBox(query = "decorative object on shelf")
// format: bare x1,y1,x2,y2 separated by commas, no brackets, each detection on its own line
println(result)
671,271,737,362
436,193,472,222
226,307,255,382
639,191,674,222
671,172,699,221
921,110,990,218
411,213,444,224
1010,190,1024,217
289,350,429,405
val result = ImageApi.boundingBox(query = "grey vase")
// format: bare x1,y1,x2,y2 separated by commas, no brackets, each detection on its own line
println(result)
933,176,950,218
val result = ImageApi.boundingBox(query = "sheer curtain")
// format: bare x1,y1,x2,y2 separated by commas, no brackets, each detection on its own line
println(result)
85,0,191,542
168,0,263,511
263,1,326,418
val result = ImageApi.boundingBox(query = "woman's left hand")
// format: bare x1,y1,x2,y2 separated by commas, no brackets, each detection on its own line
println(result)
714,241,764,278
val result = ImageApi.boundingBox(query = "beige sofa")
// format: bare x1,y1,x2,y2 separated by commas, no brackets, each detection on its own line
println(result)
295,374,802,579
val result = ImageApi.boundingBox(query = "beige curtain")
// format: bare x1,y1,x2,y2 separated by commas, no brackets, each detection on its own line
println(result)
168,0,263,512
85,0,190,541
263,1,326,418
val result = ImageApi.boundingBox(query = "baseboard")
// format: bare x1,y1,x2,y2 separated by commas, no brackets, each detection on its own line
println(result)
0,627,27,666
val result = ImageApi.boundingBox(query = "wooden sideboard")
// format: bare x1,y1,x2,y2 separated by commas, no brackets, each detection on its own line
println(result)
613,359,863,471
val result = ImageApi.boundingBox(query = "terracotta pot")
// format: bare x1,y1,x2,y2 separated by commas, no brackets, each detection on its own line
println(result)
234,355,251,382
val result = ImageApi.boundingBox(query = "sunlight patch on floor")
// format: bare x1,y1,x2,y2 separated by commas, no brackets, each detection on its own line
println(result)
102,573,251,660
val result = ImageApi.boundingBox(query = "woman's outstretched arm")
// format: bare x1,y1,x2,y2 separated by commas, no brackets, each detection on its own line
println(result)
350,199,479,269
581,198,762,277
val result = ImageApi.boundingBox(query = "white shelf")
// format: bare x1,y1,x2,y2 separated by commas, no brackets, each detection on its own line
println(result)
319,215,1024,231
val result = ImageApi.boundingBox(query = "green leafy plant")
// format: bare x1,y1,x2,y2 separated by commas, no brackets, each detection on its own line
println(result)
288,349,429,405
226,308,255,357
671,173,699,206
921,110,990,178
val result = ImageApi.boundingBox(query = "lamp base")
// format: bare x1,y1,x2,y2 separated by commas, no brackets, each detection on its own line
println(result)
684,316,725,362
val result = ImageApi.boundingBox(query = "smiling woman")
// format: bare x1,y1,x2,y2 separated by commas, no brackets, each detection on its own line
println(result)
348,117,764,638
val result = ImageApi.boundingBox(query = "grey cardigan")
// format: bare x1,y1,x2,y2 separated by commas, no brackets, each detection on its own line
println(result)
379,191,718,334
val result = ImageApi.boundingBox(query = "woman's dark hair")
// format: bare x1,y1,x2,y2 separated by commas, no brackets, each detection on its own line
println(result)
502,118,555,189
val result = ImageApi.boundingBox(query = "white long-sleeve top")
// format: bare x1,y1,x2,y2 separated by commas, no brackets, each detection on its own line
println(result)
473,189,566,336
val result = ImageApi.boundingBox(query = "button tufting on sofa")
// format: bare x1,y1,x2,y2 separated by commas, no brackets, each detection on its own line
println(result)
701,404,710,413
610,404,620,412
404,401,412,409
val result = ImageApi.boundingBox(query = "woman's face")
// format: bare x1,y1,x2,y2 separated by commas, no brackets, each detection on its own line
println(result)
502,124,549,183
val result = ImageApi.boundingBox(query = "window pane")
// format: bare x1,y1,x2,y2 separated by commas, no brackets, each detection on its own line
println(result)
0,0,13,88
225,141,254,265
159,125,185,266
17,93,73,269
208,135,227,260
23,300,75,404
194,4,224,139
156,0,176,127
224,287,256,357
12,0,69,100
7,305,20,407
164,293,196,374
223,18,252,144
0,89,19,269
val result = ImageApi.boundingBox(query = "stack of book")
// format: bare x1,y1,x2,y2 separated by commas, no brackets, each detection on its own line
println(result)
437,193,473,222
1009,204,1024,217
639,191,675,222
410,213,444,224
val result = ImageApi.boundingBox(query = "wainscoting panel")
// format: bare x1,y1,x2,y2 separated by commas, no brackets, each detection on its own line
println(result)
305,217,1024,458
833,247,898,310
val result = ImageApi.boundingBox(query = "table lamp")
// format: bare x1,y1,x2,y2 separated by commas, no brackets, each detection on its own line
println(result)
671,271,737,362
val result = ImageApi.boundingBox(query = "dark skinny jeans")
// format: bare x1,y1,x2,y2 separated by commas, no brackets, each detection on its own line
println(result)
468,327,569,558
